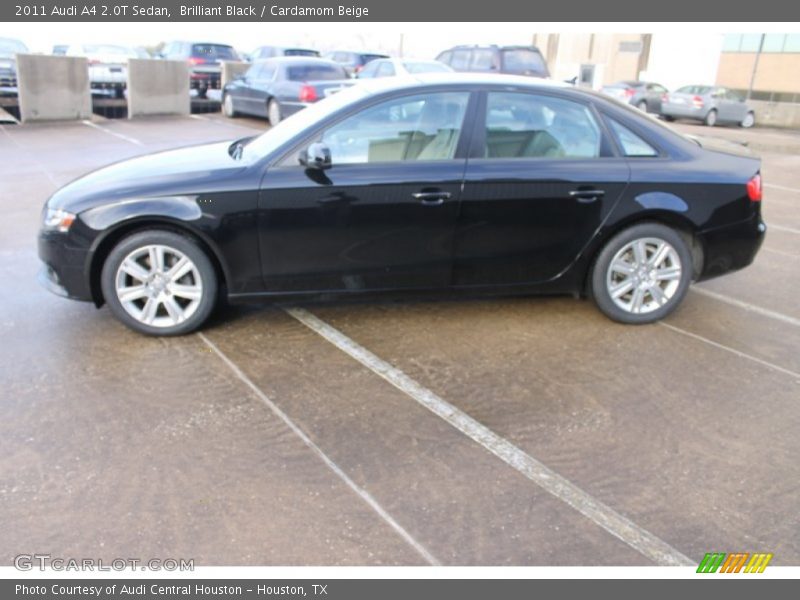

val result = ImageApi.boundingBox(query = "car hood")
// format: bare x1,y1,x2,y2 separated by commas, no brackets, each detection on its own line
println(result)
47,141,248,213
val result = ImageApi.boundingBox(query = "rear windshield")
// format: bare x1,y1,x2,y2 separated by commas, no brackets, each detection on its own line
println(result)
0,38,27,57
676,85,711,95
403,61,451,74
285,48,319,57
361,54,389,63
191,44,239,60
287,64,347,81
501,49,547,74
82,44,132,55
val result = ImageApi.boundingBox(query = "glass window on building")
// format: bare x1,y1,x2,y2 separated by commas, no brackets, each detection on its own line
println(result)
739,34,763,52
722,34,742,52
762,34,786,52
784,34,800,52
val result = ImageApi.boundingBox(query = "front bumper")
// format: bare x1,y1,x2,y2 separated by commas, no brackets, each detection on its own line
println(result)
38,232,93,302
697,214,766,281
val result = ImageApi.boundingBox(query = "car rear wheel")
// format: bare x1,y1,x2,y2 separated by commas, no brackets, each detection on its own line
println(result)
740,111,755,128
222,93,238,118
590,223,693,324
637,100,648,112
101,230,218,336
267,99,282,125
704,109,717,127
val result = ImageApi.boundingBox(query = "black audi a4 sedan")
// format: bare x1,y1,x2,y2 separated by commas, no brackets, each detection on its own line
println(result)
38,74,766,336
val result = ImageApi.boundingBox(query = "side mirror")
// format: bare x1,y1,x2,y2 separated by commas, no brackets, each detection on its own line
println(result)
299,142,332,170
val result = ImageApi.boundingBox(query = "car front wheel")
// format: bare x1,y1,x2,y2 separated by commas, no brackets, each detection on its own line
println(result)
101,230,218,336
740,111,755,128
222,93,238,118
590,223,693,324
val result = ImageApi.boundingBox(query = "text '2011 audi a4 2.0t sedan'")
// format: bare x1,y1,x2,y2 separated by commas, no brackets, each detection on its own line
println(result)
38,74,766,336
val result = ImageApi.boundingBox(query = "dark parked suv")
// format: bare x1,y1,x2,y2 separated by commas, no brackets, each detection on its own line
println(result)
436,45,549,78
159,41,241,98
326,51,389,77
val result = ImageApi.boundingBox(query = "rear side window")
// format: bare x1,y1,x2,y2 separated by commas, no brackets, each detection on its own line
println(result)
450,50,471,70
287,65,347,81
377,62,395,77
676,85,711,95
285,49,319,57
484,92,602,159
501,49,547,75
192,44,238,60
608,119,658,157
437,51,452,65
471,49,496,70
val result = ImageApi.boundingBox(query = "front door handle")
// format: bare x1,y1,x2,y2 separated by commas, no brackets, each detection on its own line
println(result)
569,189,605,203
412,191,451,206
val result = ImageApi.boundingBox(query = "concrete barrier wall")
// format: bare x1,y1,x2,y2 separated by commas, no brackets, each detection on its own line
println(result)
16,54,92,122
749,100,800,129
127,59,190,118
221,61,250,88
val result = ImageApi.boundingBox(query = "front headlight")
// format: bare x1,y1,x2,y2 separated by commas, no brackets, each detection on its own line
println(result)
42,207,76,233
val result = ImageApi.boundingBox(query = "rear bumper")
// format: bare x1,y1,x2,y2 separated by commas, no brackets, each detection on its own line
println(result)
697,213,766,281
661,103,706,119
37,232,93,302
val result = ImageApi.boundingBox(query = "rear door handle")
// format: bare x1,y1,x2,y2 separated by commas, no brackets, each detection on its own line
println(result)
412,191,451,206
569,189,605,203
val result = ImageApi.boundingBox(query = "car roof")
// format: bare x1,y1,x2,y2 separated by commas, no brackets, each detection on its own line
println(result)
358,72,566,90
255,56,342,66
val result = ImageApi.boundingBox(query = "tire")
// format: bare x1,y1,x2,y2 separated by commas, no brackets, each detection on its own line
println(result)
704,109,717,127
637,100,648,112
222,93,238,118
267,99,282,125
662,115,675,122
740,111,755,128
590,223,693,324
101,230,218,336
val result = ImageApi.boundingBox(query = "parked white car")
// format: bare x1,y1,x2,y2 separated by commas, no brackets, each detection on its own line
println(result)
356,58,453,79
65,44,139,97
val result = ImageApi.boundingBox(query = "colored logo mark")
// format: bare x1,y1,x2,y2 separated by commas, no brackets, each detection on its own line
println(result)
697,552,773,573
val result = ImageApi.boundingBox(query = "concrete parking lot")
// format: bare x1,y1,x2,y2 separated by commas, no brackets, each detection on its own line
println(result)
1,113,798,566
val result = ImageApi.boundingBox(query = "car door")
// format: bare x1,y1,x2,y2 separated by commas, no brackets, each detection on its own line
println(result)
248,62,277,117
646,83,667,112
725,89,748,122
454,90,630,286
258,90,475,292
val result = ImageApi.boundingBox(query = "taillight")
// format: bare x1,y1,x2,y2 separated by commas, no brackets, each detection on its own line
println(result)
692,95,704,109
87,59,101,66
188,57,206,66
746,173,762,202
661,93,669,103
624,88,635,97
299,84,317,102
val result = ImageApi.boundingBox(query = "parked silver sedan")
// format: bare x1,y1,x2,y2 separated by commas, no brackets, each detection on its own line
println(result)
661,85,755,128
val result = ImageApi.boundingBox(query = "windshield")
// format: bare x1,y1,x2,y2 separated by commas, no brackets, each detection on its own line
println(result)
0,38,28,58
287,64,347,81
501,49,547,75
242,84,372,161
404,61,451,74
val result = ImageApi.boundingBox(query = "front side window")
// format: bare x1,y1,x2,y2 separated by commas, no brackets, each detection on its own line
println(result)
320,92,470,164
483,92,601,159
501,49,547,75
471,49,495,70
607,119,658,157
377,62,396,77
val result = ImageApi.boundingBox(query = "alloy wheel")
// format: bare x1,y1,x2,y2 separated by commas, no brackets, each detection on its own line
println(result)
114,244,203,328
605,237,682,315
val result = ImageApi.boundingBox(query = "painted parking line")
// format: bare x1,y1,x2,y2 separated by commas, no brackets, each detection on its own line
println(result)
284,307,694,567
81,120,145,146
190,113,266,133
0,125,60,187
659,322,800,381
691,286,800,328
765,183,800,194
768,224,800,235
197,331,441,566
762,246,800,259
